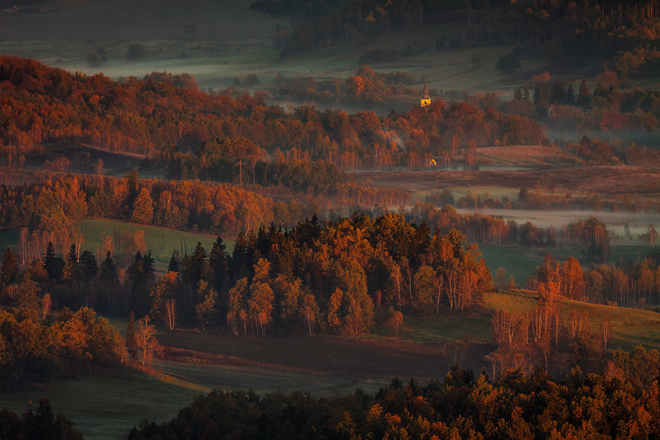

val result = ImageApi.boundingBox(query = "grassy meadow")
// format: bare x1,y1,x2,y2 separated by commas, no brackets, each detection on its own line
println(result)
0,371,203,440
75,219,227,266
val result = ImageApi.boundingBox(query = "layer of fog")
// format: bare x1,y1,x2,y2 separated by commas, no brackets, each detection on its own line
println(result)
456,208,658,238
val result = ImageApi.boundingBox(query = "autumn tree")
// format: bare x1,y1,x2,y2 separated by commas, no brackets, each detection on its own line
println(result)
561,257,586,300
135,315,160,368
125,312,138,362
413,265,436,313
150,271,178,330
196,280,217,332
227,278,248,335
299,291,318,336
131,188,154,225
388,310,404,337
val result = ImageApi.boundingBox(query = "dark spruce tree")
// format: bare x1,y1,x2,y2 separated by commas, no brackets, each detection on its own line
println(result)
1,247,19,287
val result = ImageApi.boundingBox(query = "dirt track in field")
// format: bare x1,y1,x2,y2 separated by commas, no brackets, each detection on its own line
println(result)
158,332,495,381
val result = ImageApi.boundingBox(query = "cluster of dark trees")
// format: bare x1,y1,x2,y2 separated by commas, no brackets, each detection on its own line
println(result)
0,397,83,440
274,0,513,57
128,349,660,440
272,0,660,69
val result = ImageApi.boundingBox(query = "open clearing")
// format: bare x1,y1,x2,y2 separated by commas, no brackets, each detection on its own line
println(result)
475,145,584,167
75,219,224,265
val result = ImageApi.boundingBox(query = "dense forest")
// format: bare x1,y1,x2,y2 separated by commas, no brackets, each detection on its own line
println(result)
128,349,660,440
273,0,660,72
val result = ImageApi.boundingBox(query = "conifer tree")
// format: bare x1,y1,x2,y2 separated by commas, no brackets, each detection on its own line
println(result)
168,250,180,274
66,244,78,264
43,242,64,281
209,238,228,291
566,82,576,105
34,397,55,439
577,78,592,108
100,251,119,284
1,247,19,287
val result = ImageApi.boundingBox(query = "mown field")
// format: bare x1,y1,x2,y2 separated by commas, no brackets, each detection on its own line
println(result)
363,166,660,196
75,219,225,266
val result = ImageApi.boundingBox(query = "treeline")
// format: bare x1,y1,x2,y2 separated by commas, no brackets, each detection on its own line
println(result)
505,75,660,139
525,245,660,309
272,66,418,109
129,348,660,440
275,0,660,66
0,172,414,254
0,56,546,173
586,255,660,308
409,205,614,260
0,172,281,243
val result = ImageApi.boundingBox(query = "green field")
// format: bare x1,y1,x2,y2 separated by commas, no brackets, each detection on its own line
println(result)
0,371,203,440
75,219,228,265
0,219,234,269
478,243,543,286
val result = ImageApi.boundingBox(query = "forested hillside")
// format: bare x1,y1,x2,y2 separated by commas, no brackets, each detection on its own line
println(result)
0,56,544,174
274,0,660,72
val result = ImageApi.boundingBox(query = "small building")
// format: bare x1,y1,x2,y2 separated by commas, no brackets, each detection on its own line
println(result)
421,79,431,107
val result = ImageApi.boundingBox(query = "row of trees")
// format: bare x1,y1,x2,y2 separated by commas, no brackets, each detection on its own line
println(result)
586,256,660,307
271,67,419,109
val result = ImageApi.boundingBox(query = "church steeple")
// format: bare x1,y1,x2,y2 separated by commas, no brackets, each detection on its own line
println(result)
421,78,431,107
